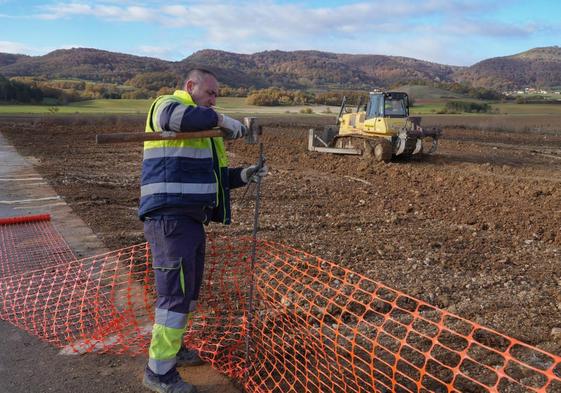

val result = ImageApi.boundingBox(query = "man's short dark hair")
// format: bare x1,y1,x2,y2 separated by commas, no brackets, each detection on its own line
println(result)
185,68,217,85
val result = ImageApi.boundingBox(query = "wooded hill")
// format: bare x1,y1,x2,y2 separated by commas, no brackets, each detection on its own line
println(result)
1,46,560,91
455,47,561,90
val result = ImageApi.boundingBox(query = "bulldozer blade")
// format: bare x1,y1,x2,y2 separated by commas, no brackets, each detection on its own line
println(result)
307,129,361,155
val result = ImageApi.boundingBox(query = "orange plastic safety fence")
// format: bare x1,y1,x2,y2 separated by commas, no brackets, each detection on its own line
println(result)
0,219,560,393
249,242,561,393
0,214,75,278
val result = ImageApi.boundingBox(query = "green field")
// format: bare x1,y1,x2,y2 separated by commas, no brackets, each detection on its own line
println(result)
1,96,561,117
0,97,337,117
215,97,338,116
397,85,466,100
0,99,152,115
492,102,561,114
411,102,561,115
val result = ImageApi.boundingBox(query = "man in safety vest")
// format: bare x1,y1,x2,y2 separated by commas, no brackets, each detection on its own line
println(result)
140,68,267,393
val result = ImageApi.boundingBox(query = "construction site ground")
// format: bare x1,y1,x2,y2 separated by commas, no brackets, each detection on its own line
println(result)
1,113,561,390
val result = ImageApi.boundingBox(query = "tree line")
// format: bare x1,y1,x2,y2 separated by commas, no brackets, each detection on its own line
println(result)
0,72,253,104
2,71,505,107
0,75,44,103
245,88,369,106
439,101,493,113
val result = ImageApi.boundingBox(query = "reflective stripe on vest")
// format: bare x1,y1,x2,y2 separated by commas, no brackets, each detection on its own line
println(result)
141,182,217,198
143,146,213,160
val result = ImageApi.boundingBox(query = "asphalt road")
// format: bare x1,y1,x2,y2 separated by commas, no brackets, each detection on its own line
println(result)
0,321,146,393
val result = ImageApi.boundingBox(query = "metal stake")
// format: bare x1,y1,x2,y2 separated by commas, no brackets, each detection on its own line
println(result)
244,142,264,380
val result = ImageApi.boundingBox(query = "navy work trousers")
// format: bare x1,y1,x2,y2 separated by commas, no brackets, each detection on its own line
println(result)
144,216,206,314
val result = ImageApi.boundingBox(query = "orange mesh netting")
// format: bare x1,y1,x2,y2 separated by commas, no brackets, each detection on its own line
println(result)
0,214,75,277
0,216,560,392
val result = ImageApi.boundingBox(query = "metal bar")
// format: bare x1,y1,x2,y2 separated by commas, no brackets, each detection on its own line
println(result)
313,134,329,147
307,129,316,151
336,96,347,125
245,142,264,380
356,96,363,113
312,146,362,154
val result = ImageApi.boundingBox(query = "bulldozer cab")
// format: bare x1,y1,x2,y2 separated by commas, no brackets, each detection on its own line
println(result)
366,92,409,119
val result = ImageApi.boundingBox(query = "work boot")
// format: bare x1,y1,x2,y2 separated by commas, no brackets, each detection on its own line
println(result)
176,346,205,367
143,365,198,393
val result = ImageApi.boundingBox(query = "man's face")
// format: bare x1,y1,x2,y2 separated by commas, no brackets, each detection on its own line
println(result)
185,74,219,107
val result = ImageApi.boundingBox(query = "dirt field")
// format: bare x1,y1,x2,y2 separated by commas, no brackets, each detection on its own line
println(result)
1,113,560,361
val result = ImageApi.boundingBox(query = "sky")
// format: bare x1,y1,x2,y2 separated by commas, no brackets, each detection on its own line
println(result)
0,0,560,66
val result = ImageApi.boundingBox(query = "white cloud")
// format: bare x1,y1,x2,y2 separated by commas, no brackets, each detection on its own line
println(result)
137,45,177,59
37,3,91,20
0,40,30,54
34,1,488,28
27,1,550,65
36,2,154,21
0,41,88,56
435,17,536,38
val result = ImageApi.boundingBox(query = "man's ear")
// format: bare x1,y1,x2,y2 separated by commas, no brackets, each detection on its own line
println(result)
185,80,194,93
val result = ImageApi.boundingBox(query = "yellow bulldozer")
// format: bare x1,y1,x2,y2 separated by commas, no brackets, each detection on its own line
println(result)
307,91,442,162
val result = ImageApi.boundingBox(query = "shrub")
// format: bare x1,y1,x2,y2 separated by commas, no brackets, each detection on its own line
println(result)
299,107,313,114
443,101,492,113
121,89,153,99
246,88,314,106
0,75,44,103
220,86,249,97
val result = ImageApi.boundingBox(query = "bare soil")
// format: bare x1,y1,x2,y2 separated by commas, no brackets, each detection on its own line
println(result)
2,113,561,361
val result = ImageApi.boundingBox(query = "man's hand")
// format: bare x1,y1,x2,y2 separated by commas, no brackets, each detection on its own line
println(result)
241,164,269,183
218,114,247,140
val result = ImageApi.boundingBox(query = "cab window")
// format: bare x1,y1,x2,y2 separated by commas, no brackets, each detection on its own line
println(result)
366,94,383,119
384,98,407,117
